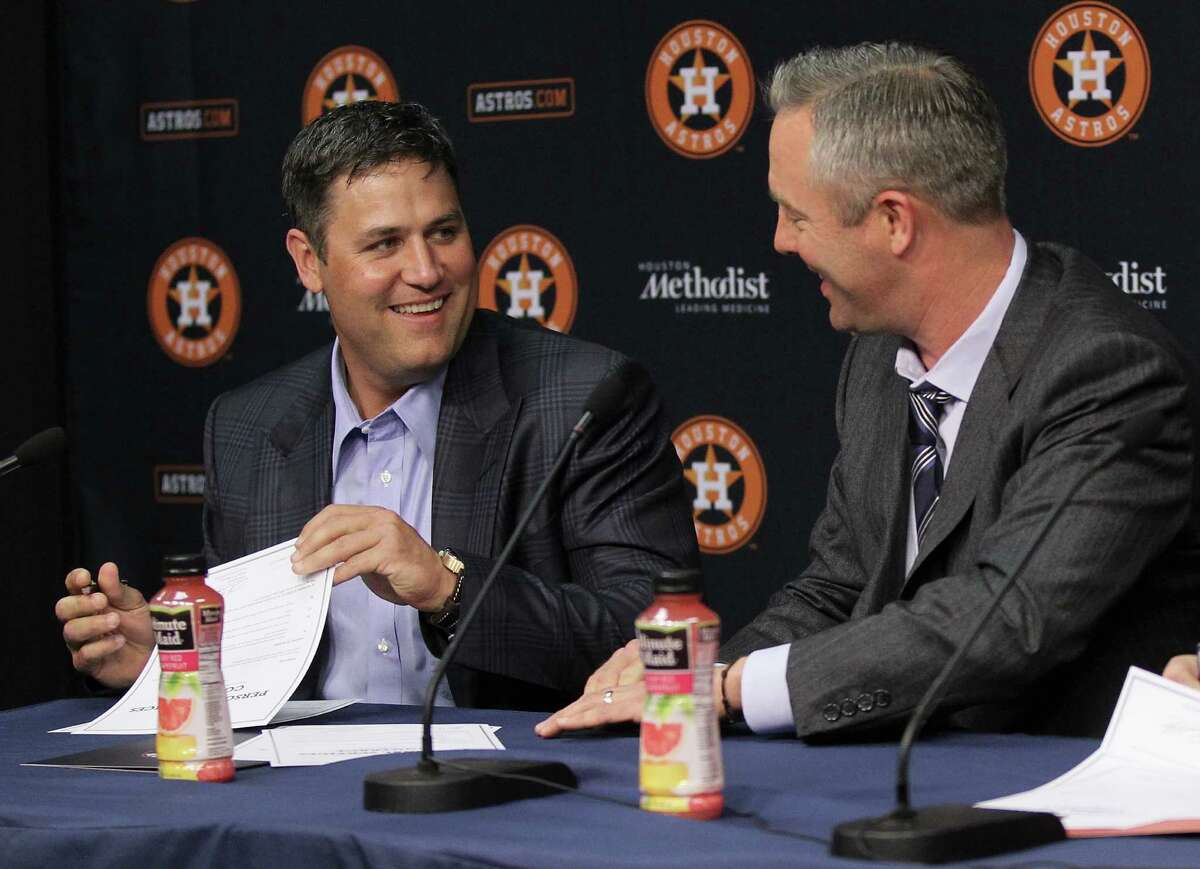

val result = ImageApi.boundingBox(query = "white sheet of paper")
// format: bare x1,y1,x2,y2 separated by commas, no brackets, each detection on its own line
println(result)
978,667,1200,835
233,732,274,763
264,723,505,767
54,539,333,735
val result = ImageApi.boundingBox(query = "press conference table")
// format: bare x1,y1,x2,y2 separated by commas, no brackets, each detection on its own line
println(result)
1,699,1195,867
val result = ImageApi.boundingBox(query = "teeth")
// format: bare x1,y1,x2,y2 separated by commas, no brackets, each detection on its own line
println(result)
391,298,445,315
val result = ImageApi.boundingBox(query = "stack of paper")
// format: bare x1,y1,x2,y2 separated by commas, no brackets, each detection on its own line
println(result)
54,539,335,734
979,667,1200,836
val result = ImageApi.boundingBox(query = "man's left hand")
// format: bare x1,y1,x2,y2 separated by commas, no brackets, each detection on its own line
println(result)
291,504,454,612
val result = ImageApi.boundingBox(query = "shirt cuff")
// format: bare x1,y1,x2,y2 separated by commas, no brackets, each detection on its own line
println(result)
740,643,794,734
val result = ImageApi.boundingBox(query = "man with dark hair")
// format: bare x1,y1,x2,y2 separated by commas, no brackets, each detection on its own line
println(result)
539,42,1200,739
56,100,698,711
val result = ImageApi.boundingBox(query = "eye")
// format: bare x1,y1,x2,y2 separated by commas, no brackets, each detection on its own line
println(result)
368,236,399,252
429,224,460,243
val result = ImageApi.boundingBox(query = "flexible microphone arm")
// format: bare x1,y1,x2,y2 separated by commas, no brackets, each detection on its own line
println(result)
416,361,635,767
417,409,596,767
894,410,1164,814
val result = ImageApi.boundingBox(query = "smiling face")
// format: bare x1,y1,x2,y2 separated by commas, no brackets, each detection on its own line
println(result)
768,108,900,335
287,160,477,414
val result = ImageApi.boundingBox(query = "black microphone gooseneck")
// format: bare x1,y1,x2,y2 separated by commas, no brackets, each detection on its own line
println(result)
832,410,1165,863
364,363,637,813
0,427,67,478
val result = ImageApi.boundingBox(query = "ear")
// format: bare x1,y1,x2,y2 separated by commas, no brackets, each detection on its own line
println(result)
285,229,324,294
872,189,916,257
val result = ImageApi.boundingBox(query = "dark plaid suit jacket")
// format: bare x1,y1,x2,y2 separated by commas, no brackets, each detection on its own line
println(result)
202,310,698,710
723,243,1200,738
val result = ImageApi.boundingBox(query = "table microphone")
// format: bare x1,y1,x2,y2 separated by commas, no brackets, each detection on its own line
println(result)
831,409,1165,863
364,362,641,813
0,427,66,479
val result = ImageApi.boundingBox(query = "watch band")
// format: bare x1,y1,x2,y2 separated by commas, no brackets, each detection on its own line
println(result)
428,548,465,632
719,663,745,724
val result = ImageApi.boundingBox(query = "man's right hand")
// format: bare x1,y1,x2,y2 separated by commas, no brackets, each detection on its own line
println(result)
55,562,154,689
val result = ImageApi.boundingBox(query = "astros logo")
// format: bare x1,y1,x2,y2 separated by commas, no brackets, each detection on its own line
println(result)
478,225,578,333
1030,3,1149,147
672,416,766,555
147,238,241,367
302,45,399,125
645,20,754,159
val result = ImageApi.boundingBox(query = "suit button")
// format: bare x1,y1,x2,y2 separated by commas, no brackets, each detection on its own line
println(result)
856,693,874,712
874,689,892,708
822,703,840,722
839,699,857,717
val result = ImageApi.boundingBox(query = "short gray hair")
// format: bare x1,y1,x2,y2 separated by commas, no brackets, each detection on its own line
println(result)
767,43,1007,225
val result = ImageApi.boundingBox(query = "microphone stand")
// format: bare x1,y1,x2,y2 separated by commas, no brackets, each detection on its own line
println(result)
831,413,1162,862
363,408,602,813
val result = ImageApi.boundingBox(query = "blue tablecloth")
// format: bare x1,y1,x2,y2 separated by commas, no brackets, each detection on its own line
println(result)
1,699,1196,867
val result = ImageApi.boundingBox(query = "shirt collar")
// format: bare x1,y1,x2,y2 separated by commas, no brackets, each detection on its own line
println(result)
330,338,446,468
894,229,1027,402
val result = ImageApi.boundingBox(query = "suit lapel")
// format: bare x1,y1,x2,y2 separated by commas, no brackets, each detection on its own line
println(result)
869,364,914,605
259,352,334,551
432,313,516,555
903,242,1056,586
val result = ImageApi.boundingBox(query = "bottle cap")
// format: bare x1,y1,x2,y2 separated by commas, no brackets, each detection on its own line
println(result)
162,553,207,577
653,567,701,595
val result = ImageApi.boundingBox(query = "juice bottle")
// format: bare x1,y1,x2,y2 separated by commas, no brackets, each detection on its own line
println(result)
148,553,235,782
636,567,723,819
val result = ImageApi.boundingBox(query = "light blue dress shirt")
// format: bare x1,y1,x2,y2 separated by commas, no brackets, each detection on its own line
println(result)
316,340,455,707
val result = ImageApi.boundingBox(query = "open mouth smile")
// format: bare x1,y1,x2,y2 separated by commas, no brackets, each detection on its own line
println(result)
389,297,446,315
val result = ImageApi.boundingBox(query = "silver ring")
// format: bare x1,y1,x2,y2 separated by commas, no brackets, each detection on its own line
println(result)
602,689,615,704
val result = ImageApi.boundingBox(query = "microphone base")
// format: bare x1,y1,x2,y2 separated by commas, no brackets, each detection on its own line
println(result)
831,804,1065,863
363,757,577,814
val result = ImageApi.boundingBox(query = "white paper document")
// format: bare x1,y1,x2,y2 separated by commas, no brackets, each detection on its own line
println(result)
978,667,1200,836
264,723,505,767
55,539,334,735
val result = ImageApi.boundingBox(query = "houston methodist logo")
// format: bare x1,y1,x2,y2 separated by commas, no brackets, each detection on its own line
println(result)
645,20,754,159
478,225,578,333
672,416,766,555
302,45,399,125
1029,3,1149,146
147,238,241,367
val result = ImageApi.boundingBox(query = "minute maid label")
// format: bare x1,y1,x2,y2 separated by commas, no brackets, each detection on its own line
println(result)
151,605,194,651
639,624,694,693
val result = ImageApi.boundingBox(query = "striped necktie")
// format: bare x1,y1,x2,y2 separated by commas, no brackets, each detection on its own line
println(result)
909,385,955,543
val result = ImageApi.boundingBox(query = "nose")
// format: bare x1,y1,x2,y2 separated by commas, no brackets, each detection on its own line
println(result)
401,238,443,290
773,207,794,255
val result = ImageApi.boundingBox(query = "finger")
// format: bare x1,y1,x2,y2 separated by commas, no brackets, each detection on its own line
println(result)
1163,654,1200,688
332,550,379,585
65,568,93,595
72,632,128,671
584,639,641,694
63,611,122,651
95,566,147,612
55,587,111,623
295,505,375,553
293,528,379,575
616,659,645,687
536,685,644,737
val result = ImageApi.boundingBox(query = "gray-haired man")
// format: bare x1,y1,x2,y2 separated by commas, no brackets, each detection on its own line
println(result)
540,42,1200,740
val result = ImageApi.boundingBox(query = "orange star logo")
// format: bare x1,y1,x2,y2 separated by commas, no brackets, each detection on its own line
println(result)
1054,31,1123,109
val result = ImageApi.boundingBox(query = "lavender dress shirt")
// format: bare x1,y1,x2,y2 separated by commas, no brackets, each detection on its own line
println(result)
316,340,455,706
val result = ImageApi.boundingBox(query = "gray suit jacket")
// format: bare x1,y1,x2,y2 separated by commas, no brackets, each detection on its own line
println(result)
723,243,1200,738
201,310,698,710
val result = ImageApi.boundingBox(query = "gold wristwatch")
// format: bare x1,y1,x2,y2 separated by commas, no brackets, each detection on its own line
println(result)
428,548,465,632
